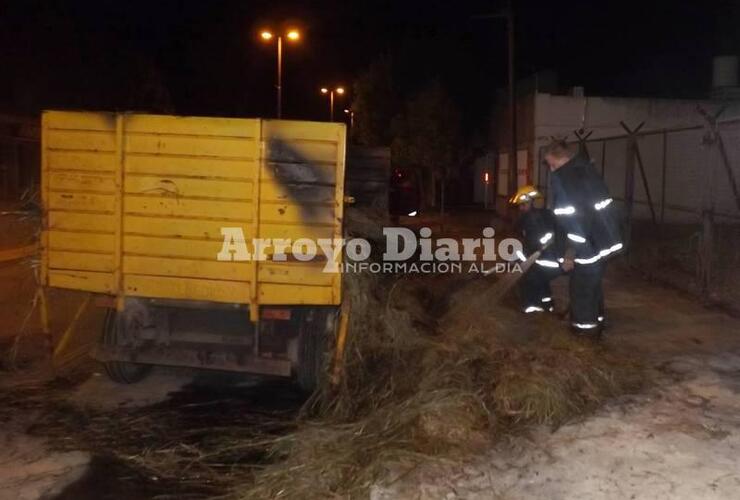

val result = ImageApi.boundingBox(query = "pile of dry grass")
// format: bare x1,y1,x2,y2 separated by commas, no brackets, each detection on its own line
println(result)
0,268,643,499
0,204,644,498
239,269,643,499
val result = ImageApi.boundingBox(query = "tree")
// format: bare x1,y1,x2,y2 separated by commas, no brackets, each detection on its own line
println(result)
391,80,463,213
350,56,397,146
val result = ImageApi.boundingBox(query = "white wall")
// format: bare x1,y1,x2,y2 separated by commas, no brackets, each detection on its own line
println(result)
534,94,725,143
530,94,740,223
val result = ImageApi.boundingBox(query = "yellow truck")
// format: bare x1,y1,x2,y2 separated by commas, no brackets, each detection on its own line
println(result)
41,111,347,391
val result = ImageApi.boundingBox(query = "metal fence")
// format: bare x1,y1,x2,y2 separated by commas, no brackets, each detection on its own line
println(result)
534,111,740,308
0,114,40,200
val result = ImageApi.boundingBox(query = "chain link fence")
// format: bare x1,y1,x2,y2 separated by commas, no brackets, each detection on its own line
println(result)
535,114,740,310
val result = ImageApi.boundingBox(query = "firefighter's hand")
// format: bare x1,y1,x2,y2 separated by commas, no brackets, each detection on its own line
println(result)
561,258,575,272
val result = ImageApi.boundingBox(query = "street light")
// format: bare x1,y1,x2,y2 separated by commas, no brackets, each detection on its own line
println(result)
320,86,345,121
344,108,354,128
260,28,301,119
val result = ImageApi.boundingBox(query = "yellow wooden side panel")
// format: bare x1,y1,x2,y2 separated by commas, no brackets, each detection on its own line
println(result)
124,114,255,138
124,256,251,281
124,196,253,220
259,283,336,304
42,111,118,294
124,176,252,201
48,212,116,233
42,112,347,307
48,270,116,294
48,171,117,193
259,262,334,286
49,251,115,272
123,275,249,303
125,216,250,240
120,114,259,298
47,150,117,172
124,236,231,260
126,155,253,179
259,120,346,305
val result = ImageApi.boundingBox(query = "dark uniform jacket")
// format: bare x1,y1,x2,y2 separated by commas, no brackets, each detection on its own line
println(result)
549,154,623,264
515,207,563,266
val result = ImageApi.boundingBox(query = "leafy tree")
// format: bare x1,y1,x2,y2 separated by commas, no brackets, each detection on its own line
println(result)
350,56,397,146
391,80,463,212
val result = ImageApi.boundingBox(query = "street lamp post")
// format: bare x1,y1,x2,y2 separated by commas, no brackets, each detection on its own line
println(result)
344,108,354,129
320,86,345,121
260,28,300,119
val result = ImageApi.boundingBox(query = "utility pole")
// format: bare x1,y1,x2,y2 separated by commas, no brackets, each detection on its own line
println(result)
507,2,517,202
472,2,517,210
344,109,354,129
277,35,283,119
320,86,345,122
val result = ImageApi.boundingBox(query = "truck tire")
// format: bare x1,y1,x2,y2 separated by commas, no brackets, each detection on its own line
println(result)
101,310,151,384
296,308,334,393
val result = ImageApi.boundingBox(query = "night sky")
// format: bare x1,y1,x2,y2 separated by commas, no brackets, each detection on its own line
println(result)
0,0,735,132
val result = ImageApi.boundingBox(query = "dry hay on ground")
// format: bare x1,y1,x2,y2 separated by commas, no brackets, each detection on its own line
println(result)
0,268,643,499
241,269,644,499
0,374,297,497
1,206,644,498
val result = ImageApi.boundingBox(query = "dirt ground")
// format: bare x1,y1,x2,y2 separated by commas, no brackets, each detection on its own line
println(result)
1,211,740,499
372,273,740,499
373,355,740,499
0,371,192,500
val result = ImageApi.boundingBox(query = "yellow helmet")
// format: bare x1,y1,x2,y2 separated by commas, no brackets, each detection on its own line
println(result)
509,185,541,205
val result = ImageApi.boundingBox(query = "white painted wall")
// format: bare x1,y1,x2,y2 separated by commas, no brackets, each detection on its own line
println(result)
529,94,740,223
534,94,725,144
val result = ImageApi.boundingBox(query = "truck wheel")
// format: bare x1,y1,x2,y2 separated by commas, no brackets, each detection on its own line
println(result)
101,310,151,384
296,308,334,393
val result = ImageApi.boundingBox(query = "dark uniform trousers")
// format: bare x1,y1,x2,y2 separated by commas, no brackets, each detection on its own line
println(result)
521,264,560,311
550,154,621,334
515,207,562,313
570,261,606,328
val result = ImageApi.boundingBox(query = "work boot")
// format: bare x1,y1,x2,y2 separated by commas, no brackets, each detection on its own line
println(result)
523,305,546,314
598,314,607,333
570,322,603,339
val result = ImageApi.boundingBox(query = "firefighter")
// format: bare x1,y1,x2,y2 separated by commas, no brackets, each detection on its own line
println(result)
543,141,623,336
510,185,563,314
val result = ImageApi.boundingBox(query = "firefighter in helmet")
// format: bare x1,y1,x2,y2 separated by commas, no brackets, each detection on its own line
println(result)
510,185,563,314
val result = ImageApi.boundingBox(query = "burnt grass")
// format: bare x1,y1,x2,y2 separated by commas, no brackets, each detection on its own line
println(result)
0,371,305,499
0,272,645,499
